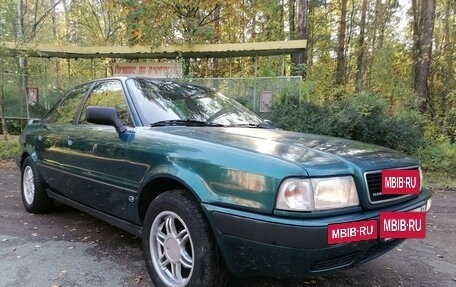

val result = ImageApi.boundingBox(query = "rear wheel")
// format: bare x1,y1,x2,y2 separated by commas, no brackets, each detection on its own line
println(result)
21,157,53,213
143,190,227,287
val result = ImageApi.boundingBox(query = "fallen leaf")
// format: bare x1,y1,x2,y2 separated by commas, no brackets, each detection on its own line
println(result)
134,275,143,284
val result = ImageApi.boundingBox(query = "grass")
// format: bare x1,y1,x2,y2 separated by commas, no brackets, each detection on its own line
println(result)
423,171,456,191
0,135,20,160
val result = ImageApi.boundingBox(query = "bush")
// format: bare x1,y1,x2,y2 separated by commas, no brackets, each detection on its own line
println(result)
0,136,20,160
0,118,29,135
416,141,456,177
271,93,424,154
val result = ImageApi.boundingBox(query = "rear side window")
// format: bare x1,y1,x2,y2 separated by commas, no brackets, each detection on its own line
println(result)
46,84,91,124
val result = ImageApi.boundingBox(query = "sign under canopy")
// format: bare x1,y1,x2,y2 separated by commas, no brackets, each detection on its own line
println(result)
112,62,182,78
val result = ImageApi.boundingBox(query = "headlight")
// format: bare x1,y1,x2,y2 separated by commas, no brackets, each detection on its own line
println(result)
276,176,359,211
425,198,432,212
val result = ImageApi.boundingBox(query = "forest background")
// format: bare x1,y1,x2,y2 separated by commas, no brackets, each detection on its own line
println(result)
0,0,455,188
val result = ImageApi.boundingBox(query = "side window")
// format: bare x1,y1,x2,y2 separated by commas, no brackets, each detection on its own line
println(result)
80,80,132,125
46,84,90,124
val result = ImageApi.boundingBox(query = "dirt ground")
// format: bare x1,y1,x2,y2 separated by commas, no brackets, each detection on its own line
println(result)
0,161,455,287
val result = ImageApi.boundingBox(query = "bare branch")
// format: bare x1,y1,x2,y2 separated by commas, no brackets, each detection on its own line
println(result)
30,0,64,40
199,3,221,26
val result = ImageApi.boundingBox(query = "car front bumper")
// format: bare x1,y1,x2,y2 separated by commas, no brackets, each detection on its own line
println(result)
203,189,432,278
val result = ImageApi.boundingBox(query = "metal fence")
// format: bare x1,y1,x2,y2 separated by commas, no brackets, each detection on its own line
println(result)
178,76,302,116
1,73,301,120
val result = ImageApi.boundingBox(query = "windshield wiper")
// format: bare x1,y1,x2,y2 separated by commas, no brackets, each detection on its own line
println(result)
229,122,275,129
151,119,226,127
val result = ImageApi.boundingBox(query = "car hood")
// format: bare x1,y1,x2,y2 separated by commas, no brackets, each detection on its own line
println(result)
156,127,418,176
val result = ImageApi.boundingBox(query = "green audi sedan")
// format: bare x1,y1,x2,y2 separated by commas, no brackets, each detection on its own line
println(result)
17,77,432,287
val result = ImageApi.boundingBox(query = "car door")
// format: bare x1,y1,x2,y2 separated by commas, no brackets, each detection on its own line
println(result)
35,83,92,195
63,80,136,219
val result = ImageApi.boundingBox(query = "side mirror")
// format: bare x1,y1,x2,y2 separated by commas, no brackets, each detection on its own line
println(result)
86,106,127,134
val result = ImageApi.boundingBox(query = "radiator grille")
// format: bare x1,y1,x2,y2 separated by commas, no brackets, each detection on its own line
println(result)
365,167,418,204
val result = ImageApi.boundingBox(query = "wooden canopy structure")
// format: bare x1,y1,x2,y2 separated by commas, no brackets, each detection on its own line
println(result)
0,40,306,59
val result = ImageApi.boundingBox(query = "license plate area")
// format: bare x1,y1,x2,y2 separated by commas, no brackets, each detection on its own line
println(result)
380,203,426,242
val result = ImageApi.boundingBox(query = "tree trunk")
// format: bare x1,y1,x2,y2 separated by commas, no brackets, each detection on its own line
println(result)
366,0,382,89
212,5,221,83
291,0,308,77
413,0,436,116
289,0,296,39
0,71,8,141
377,0,390,50
211,5,221,78
52,2,62,91
442,0,454,116
411,0,420,92
306,1,314,67
355,0,368,92
335,0,348,85
17,0,30,120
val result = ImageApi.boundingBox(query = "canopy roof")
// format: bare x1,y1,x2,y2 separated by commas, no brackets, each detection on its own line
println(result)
0,40,306,59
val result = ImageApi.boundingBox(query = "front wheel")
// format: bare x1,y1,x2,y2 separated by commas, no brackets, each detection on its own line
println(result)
143,190,227,287
21,157,53,213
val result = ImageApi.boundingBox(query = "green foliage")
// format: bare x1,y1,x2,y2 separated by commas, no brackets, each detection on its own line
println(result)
0,136,19,160
445,109,456,143
416,141,456,177
29,104,48,118
271,92,424,154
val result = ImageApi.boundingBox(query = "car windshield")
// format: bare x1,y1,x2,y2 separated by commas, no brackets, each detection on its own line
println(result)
127,78,263,126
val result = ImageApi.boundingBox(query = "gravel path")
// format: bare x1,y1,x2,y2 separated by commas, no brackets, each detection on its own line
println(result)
0,162,454,287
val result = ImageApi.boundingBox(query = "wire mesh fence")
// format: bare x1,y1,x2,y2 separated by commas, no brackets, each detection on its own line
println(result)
1,73,301,133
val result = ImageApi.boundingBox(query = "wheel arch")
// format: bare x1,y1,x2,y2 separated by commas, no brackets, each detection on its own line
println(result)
19,152,31,168
18,146,39,168
137,174,203,224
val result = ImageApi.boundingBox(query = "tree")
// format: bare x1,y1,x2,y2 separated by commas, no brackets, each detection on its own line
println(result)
355,0,367,92
0,67,7,140
335,0,348,86
16,0,64,119
413,0,436,116
291,0,308,77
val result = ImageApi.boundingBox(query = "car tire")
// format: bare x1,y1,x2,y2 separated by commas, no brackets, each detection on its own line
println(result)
143,189,228,287
21,157,53,213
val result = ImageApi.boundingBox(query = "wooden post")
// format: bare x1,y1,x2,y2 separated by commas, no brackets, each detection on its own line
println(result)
91,58,95,79
67,58,71,83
